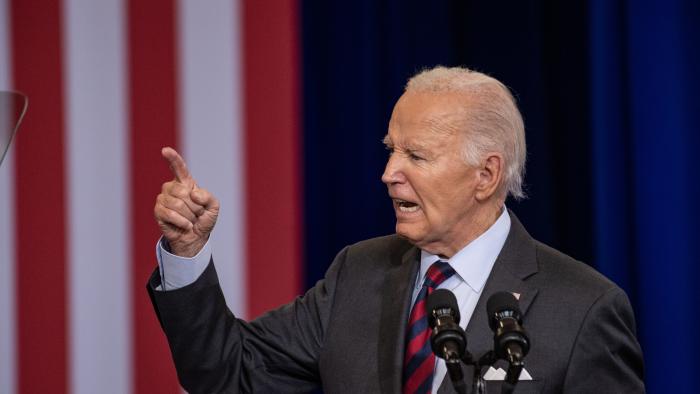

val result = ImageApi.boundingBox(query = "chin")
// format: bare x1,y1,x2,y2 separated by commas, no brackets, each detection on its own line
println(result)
395,223,423,246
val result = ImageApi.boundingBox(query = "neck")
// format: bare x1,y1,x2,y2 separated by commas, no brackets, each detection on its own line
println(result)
430,201,504,259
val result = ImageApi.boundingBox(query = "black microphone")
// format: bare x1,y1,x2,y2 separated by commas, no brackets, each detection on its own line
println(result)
486,291,530,385
427,288,466,361
426,289,468,394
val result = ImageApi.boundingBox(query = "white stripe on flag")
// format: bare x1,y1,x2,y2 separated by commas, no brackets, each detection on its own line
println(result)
0,0,16,392
63,0,131,392
177,0,246,317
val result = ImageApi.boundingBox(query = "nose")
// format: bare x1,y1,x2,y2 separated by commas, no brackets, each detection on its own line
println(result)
381,154,406,185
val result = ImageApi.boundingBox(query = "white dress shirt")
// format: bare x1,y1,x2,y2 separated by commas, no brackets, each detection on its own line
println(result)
156,208,511,393
155,237,211,291
412,208,511,393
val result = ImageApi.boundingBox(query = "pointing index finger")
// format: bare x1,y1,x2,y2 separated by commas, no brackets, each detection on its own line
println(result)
162,147,194,187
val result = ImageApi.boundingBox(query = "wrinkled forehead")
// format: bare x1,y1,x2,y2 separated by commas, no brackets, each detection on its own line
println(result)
387,91,471,141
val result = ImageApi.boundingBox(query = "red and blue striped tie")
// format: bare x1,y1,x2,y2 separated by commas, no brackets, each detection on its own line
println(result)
403,261,457,393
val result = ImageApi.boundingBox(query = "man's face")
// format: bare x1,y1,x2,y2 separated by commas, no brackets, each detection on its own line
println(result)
382,91,481,256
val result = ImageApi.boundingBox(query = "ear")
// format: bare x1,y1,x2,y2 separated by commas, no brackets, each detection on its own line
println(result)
474,152,504,202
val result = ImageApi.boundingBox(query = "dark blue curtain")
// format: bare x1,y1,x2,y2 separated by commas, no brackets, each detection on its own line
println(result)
591,0,700,391
302,0,700,391
302,0,595,287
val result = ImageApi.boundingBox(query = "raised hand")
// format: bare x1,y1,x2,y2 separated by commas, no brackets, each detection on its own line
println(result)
154,147,220,257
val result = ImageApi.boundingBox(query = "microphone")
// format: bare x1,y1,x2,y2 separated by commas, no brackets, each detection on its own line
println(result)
486,291,530,384
426,288,466,361
426,289,468,394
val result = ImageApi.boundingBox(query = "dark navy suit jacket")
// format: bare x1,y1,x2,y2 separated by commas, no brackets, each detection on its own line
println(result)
148,212,644,393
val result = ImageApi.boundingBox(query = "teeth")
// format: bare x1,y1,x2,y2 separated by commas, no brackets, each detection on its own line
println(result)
398,204,419,213
393,198,420,212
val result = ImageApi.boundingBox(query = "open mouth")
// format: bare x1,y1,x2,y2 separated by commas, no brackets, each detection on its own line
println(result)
394,199,420,213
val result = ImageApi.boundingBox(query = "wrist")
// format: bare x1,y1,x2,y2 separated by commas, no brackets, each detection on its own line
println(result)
169,238,207,258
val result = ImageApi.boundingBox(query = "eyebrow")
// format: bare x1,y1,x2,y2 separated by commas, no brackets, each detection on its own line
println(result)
383,135,430,152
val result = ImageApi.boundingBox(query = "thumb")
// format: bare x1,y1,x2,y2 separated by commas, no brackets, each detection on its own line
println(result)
191,188,219,211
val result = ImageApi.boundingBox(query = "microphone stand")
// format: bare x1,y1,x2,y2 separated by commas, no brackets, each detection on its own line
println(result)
439,336,523,394
474,351,497,394
452,350,494,394
445,358,468,394
460,350,522,394
500,354,523,394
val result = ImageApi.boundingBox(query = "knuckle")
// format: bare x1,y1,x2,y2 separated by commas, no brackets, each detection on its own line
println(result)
172,198,187,212
171,184,189,199
162,181,174,193
154,205,166,220
166,209,182,224
211,196,220,209
175,202,191,215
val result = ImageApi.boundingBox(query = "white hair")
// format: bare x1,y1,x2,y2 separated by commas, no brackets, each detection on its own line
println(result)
406,66,527,200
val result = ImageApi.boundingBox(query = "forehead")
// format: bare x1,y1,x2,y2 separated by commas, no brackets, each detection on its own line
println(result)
386,91,470,146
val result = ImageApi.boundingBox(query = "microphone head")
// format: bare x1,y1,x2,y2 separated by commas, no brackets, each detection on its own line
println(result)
486,291,522,330
426,288,461,328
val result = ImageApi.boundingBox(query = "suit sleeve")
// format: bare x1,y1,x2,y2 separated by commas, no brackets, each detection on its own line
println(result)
563,287,645,393
146,247,349,394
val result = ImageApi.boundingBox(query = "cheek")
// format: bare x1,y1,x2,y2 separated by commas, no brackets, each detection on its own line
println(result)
419,194,453,227
430,183,476,219
411,166,475,214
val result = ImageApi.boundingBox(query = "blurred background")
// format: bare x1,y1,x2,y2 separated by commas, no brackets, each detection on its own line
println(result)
0,0,698,393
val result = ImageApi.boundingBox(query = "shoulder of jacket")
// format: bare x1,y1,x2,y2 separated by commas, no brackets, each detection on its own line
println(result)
533,240,620,297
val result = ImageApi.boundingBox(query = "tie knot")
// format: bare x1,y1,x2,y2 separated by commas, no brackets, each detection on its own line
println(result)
423,261,455,289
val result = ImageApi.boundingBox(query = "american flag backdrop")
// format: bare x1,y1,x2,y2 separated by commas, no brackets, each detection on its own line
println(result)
0,1,302,393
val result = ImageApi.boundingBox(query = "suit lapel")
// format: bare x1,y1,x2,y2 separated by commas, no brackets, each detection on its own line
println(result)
438,211,540,393
378,244,420,394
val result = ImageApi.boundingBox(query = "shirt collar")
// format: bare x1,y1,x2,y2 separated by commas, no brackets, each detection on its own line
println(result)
417,207,511,293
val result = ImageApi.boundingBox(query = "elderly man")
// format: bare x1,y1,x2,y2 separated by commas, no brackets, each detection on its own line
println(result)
149,67,644,393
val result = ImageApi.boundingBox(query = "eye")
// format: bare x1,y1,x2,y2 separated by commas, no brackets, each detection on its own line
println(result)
385,145,395,155
408,152,424,161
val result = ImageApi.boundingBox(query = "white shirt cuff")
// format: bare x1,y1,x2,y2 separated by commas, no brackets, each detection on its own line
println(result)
155,237,212,291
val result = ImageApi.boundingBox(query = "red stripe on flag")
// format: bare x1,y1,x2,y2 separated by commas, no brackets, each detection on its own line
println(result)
127,1,181,392
243,1,302,317
11,0,68,392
